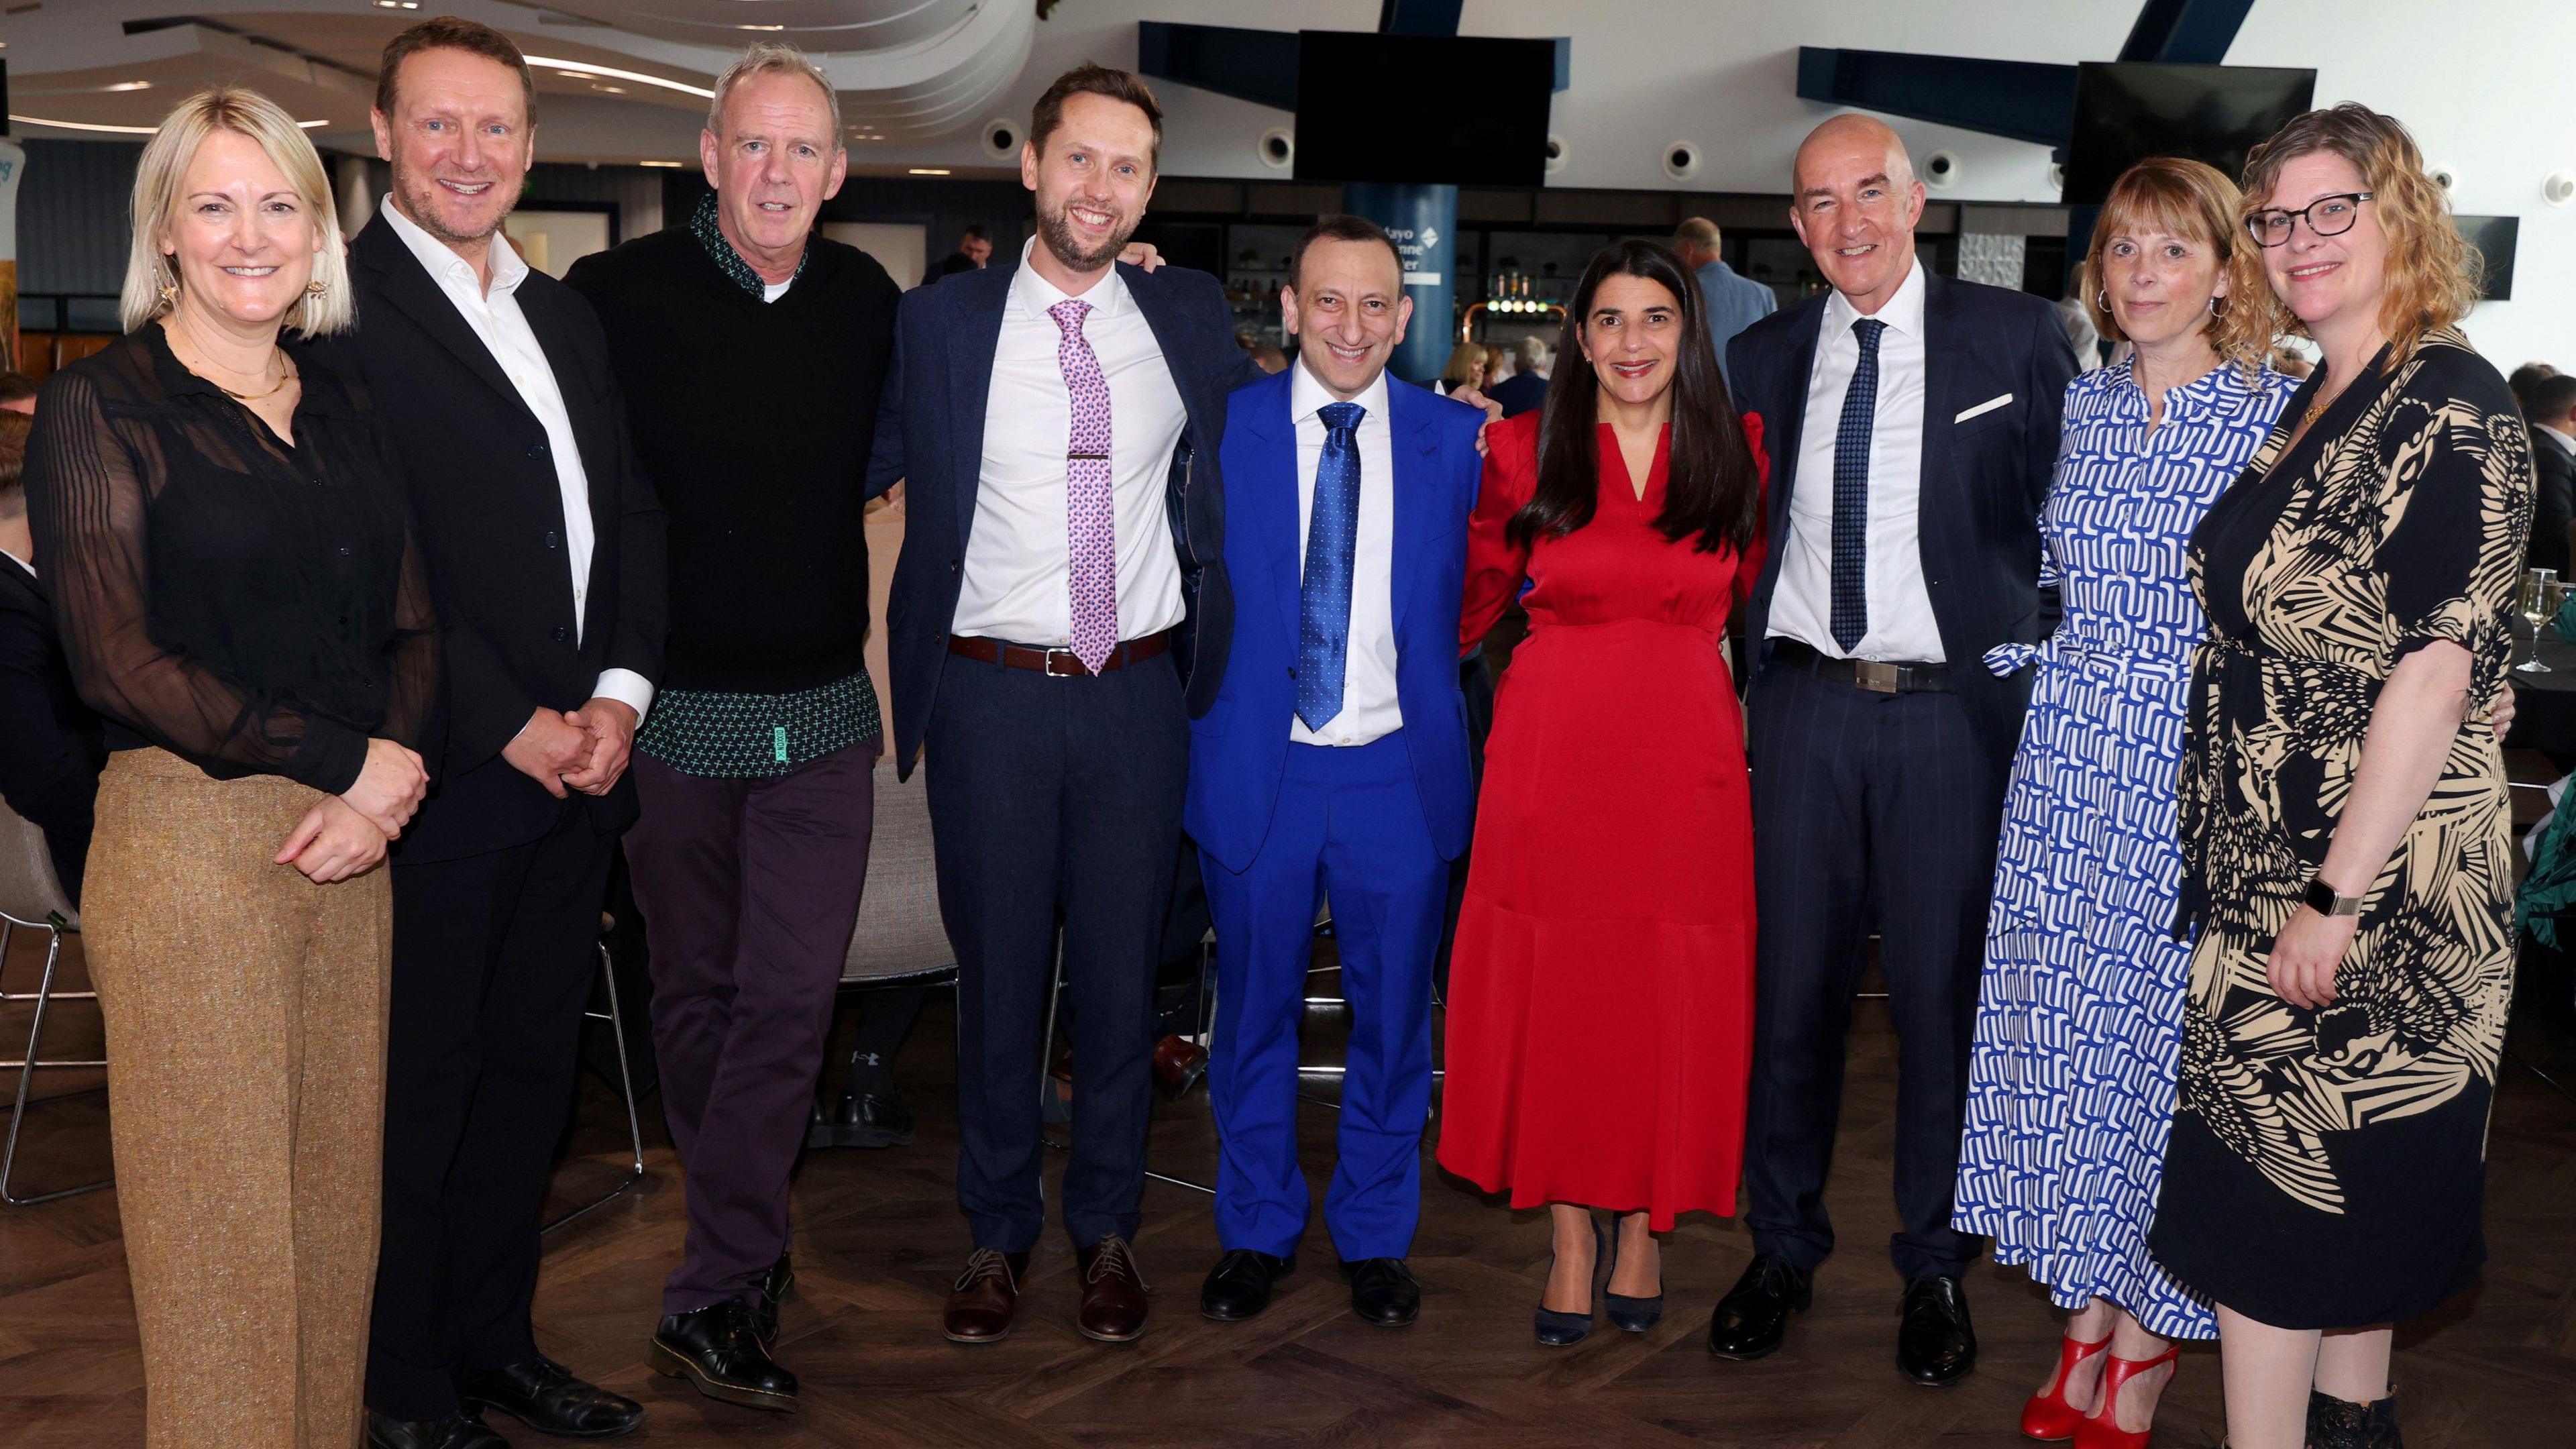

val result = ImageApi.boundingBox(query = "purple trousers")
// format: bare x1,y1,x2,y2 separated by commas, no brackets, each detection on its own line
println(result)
627,738,877,1314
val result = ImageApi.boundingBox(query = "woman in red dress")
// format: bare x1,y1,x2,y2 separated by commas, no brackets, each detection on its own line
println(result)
1437,239,1767,1346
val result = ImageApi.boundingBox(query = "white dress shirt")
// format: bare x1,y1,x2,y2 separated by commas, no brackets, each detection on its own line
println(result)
379,195,654,719
955,237,1189,645
1289,360,1400,747
1768,258,1945,663
2,546,32,578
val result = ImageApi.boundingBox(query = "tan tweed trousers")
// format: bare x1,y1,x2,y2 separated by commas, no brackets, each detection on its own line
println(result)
84,748,390,1449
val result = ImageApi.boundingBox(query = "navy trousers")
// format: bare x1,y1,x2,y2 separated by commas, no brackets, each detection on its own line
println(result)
925,647,1187,1252
625,738,877,1315
1741,660,2005,1282
1201,733,1445,1262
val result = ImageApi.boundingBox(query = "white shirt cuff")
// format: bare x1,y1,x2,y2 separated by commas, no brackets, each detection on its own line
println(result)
591,669,656,722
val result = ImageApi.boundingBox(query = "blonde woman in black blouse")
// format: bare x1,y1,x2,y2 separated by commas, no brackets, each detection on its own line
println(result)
23,87,435,1448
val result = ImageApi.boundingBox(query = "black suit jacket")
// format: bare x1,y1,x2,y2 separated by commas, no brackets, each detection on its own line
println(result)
1727,269,2078,767
346,217,667,862
0,559,103,903
867,255,1261,778
2530,426,2574,576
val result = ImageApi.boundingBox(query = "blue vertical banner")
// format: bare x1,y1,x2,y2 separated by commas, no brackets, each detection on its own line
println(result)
1344,182,1458,386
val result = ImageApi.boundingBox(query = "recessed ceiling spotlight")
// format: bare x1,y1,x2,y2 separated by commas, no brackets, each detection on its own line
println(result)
909,168,951,176
105,80,153,92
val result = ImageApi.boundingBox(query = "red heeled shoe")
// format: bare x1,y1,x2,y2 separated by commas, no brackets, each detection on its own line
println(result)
2074,1344,2181,1449
2021,1332,2113,1441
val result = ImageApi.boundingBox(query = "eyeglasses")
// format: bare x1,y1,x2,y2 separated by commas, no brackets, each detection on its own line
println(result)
2247,192,2375,248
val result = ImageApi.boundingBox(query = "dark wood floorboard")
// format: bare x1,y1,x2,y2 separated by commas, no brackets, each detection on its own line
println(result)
5,923,2575,1447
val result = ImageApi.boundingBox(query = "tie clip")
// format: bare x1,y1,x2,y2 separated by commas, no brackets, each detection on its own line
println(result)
1067,450,1110,461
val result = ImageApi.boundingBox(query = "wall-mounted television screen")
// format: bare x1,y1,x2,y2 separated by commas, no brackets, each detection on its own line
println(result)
1293,32,1556,187
2063,62,2316,205
2455,215,2518,301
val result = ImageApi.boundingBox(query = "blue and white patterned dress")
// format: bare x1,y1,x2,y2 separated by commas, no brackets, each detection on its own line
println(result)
1951,358,2294,1340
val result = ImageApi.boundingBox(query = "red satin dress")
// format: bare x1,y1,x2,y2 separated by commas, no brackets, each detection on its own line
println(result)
1435,410,1765,1230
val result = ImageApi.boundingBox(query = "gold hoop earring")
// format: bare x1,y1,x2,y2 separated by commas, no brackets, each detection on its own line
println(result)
2209,294,2225,317
157,270,180,310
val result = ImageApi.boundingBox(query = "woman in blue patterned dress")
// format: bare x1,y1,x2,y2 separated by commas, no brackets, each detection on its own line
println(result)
1951,158,2294,1449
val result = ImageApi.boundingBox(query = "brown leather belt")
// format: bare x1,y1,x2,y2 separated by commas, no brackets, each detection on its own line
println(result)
947,630,1173,678
1768,638,1953,694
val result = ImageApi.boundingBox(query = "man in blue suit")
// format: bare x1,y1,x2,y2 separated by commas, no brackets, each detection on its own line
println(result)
868,63,1263,1347
1188,216,1487,1328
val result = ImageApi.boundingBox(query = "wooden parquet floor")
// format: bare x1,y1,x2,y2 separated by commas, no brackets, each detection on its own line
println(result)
5,923,2575,1448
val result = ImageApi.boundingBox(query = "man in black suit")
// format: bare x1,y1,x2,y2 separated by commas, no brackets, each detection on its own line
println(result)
347,18,664,1448
2526,372,2576,576
932,222,994,280
1709,114,2076,1385
0,409,103,905
869,63,1261,1347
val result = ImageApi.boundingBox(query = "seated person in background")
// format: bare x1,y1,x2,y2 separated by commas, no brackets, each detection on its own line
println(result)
2528,372,2576,576
1486,335,1552,416
0,372,37,416
1440,340,1489,396
0,409,104,904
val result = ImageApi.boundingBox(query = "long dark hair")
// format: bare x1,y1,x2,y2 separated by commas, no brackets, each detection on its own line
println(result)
1506,239,1761,554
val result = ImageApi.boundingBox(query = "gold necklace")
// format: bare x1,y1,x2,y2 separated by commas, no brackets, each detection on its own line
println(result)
166,320,294,402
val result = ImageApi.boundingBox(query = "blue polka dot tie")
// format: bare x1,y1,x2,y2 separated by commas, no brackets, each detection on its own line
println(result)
1297,402,1364,732
1831,317,1885,653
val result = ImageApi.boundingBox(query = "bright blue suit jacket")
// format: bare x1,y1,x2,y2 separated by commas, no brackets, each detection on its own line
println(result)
1185,367,1487,875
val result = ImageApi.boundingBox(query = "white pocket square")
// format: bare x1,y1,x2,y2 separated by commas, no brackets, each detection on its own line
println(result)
1954,393,2012,423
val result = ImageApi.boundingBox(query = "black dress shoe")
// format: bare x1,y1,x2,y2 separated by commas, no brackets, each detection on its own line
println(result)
649,1300,798,1412
751,1252,796,1346
1895,1275,1977,1387
366,1411,510,1449
830,1087,916,1148
1342,1258,1420,1327
1200,1249,1295,1322
457,1353,643,1439
1706,1253,1813,1360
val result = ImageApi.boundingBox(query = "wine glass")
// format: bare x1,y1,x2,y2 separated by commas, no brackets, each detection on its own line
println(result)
2517,567,2557,674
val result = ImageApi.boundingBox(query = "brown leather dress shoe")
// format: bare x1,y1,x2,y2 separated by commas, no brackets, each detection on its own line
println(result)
943,1248,1030,1344
1152,1034,1210,1099
1075,1236,1151,1342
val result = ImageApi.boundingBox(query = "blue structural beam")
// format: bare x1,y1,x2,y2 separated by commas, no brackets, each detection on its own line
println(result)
1795,46,2080,148
1378,0,1464,36
1138,20,1570,109
1136,21,1301,112
2118,0,2258,63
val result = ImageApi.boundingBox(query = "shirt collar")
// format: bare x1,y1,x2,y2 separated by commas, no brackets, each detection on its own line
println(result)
379,191,527,300
2540,424,2576,455
692,192,806,299
1291,353,1391,427
1,545,32,579
1821,253,1925,343
1009,234,1130,323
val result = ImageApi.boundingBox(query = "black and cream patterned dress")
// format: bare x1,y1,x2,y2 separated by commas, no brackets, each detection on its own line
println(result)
2152,328,2530,1328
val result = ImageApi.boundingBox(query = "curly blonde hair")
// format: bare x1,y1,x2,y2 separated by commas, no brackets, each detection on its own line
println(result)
2083,155,2273,369
2237,103,2480,363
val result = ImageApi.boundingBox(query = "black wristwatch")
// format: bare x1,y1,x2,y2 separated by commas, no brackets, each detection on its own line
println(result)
2303,875,2364,918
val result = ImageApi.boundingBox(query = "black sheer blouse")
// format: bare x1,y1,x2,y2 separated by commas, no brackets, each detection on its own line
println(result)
23,324,437,795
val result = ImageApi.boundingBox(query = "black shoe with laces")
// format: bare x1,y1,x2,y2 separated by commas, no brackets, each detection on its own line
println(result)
649,1299,798,1412
455,1352,643,1438
1706,1253,1813,1360
1200,1248,1295,1321
1342,1258,1421,1327
365,1411,509,1449
1894,1274,1976,1386
750,1251,796,1346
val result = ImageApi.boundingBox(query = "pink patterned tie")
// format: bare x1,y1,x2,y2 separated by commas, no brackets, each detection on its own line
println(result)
1050,298,1119,674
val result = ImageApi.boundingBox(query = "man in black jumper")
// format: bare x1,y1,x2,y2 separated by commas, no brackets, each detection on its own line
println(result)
565,42,896,1412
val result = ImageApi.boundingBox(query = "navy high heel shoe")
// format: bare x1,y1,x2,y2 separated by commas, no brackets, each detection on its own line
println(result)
1535,1215,1607,1347
1603,1218,1664,1332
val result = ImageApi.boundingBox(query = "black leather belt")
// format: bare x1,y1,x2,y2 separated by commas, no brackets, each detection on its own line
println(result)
948,630,1172,677
1769,638,1953,694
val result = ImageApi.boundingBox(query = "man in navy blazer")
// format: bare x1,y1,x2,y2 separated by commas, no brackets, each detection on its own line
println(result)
1708,115,2077,1384
867,64,1262,1346
1187,217,1485,1330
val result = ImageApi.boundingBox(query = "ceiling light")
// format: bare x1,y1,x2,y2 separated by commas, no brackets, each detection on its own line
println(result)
909,168,951,176
640,160,683,168
105,80,152,92
594,85,626,95
4,112,325,134
521,56,712,100
739,24,786,30
372,1,421,9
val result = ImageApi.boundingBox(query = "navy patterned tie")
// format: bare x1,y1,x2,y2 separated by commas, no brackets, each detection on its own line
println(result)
1831,317,1886,652
1297,402,1365,731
